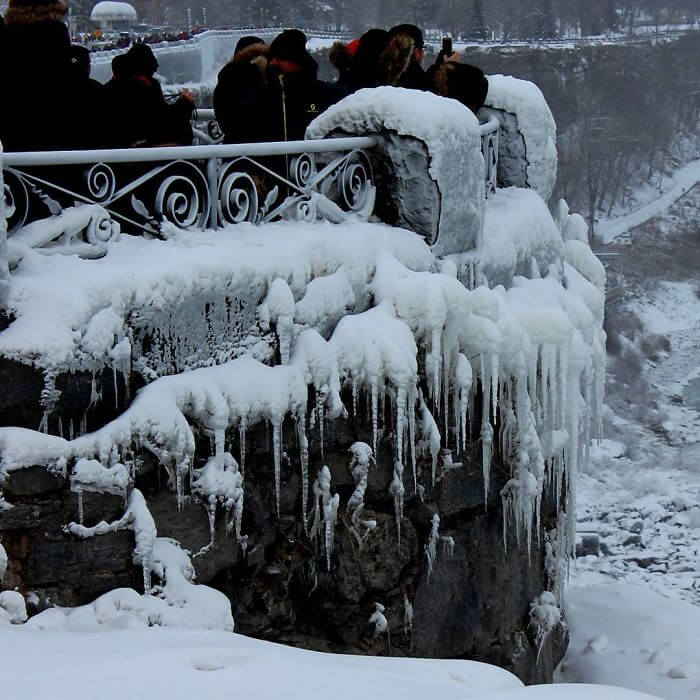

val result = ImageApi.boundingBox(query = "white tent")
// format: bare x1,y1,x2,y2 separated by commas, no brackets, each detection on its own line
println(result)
90,1,138,30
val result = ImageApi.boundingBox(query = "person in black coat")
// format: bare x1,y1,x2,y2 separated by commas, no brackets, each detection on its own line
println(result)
213,36,269,144
1,0,74,151
67,45,112,149
258,30,346,144
104,43,195,148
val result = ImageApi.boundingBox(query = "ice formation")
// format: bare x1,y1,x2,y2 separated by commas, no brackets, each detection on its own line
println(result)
0,541,7,583
347,442,377,546
369,602,388,637
0,590,27,625
530,591,564,661
309,466,339,571
1,137,605,605
67,488,157,592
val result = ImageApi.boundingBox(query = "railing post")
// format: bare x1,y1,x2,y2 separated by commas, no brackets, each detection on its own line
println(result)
207,156,218,230
0,142,10,309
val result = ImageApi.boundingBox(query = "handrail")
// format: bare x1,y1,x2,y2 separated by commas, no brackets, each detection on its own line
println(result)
2,137,379,167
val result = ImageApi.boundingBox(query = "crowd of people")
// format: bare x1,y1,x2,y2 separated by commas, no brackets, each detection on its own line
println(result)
0,0,488,154
213,25,489,144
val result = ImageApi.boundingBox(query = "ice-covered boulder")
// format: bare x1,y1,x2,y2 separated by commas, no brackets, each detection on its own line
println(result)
480,75,557,203
308,87,485,256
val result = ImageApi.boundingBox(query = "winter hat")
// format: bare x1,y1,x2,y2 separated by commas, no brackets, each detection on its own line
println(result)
5,0,68,24
346,38,361,57
126,43,159,77
269,29,314,69
234,35,265,56
388,23,424,50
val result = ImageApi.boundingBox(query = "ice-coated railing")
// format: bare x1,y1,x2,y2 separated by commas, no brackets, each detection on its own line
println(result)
1,136,377,239
479,116,499,197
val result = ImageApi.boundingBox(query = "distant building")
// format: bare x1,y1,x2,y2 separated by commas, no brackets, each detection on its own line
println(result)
90,1,138,32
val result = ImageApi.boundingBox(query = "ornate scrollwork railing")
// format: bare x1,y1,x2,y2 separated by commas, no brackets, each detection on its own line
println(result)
1,136,378,240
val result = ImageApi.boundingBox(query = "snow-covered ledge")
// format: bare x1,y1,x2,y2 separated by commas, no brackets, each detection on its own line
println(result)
307,87,485,256
479,75,557,203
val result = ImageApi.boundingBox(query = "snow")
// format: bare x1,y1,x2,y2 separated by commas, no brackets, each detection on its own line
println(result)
483,75,558,202
90,1,138,21
476,187,564,286
0,221,431,372
557,585,700,700
0,621,534,700
597,159,700,243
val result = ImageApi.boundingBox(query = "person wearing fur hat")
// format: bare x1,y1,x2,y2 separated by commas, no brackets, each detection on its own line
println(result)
1,0,74,150
213,36,269,144
261,29,346,143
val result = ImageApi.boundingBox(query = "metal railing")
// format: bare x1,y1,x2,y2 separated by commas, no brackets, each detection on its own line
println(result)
2,136,378,239
479,116,500,198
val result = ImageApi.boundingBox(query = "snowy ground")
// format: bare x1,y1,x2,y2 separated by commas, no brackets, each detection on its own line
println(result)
557,184,700,699
0,622,661,700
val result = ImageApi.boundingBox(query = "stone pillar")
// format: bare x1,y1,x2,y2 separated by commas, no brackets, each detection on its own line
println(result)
308,87,485,256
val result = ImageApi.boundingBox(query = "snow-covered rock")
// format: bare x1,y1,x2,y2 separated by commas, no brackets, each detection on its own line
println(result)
308,87,485,256
481,75,557,203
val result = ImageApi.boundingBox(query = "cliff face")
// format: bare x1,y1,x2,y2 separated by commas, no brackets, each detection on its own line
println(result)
0,386,567,684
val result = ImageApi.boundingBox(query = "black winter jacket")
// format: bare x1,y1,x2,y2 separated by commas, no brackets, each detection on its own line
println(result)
104,75,193,148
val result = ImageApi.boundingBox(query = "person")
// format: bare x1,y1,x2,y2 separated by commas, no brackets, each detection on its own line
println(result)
431,61,489,116
67,45,111,148
350,29,389,91
213,35,268,144
230,29,345,145
378,24,431,91
0,0,74,151
104,43,195,147
328,38,357,91
330,29,389,93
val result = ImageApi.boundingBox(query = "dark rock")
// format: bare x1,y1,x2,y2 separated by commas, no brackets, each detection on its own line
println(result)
576,533,601,557
4,466,65,498
622,533,642,547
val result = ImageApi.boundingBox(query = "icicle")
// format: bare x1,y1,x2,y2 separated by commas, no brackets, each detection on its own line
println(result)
390,459,405,545
309,466,338,570
298,420,309,535
395,383,407,470
418,391,440,485
239,419,247,477
273,419,282,516
403,595,413,634
352,376,358,417
408,384,417,494
77,488,84,525
558,344,568,430
491,353,499,423
430,327,442,405
371,379,378,455
425,513,440,580
316,392,325,460
481,355,493,505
